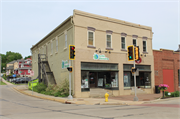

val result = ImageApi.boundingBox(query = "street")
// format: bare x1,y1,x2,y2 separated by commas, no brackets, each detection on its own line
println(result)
0,85,180,119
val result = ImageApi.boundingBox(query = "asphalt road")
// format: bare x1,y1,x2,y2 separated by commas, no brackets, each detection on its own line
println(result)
0,85,180,119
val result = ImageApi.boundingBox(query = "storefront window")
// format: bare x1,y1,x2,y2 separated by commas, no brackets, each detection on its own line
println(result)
98,72,118,89
81,71,89,91
123,64,151,89
124,72,131,89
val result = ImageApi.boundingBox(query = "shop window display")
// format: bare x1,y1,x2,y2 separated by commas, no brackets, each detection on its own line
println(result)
81,71,89,91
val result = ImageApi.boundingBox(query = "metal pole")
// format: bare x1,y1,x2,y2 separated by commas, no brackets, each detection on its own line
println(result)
31,72,34,95
68,60,73,100
134,53,138,101
0,55,1,82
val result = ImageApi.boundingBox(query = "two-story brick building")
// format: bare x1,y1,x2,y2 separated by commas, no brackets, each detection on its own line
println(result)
31,10,155,98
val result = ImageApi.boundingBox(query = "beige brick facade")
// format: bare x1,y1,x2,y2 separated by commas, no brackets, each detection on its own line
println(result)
31,10,155,98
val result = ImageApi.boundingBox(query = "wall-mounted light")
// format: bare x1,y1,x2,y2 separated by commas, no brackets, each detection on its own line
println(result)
95,48,101,53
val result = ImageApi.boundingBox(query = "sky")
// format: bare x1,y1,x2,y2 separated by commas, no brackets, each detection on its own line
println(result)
0,0,179,58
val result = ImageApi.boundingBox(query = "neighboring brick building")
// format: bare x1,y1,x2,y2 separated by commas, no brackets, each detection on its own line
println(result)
153,48,180,92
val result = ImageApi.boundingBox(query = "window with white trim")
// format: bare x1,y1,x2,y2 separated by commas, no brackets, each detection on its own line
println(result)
121,37,126,49
107,34,112,48
143,40,147,52
133,39,136,46
88,31,94,46
56,38,58,52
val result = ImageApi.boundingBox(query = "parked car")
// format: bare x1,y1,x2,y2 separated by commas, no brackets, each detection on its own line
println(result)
15,78,23,84
11,78,17,83
20,77,31,83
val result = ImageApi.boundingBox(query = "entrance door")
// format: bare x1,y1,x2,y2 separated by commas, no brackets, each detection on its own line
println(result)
163,69,174,92
89,72,97,88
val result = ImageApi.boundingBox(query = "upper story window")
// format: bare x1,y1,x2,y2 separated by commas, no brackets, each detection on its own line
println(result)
142,37,148,52
132,35,138,47
64,30,67,48
65,34,67,48
106,30,113,49
133,39,136,46
107,34,111,48
56,37,58,52
88,31,94,46
121,37,126,49
87,27,96,47
121,33,127,50
143,40,147,52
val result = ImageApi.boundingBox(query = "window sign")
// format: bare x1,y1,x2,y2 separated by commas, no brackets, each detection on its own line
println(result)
62,60,69,69
98,78,103,86
93,53,109,60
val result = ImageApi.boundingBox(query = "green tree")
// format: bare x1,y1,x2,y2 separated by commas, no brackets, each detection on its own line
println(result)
24,55,31,60
0,52,22,72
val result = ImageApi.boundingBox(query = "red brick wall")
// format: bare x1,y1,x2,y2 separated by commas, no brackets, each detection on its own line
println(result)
153,49,180,91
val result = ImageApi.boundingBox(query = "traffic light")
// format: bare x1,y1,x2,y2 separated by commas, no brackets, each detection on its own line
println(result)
69,45,75,60
67,66,73,73
135,46,140,61
127,45,134,61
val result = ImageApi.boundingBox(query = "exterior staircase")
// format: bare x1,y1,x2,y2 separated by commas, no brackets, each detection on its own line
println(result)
90,88,113,98
131,87,147,95
38,54,56,86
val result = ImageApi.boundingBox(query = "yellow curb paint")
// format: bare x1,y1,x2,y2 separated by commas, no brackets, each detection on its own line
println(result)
54,99,66,103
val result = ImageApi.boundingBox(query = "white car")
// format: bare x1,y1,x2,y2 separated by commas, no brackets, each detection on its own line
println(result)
1,74,3,77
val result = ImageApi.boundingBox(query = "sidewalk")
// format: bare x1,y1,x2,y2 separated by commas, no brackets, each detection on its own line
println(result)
2,77,170,105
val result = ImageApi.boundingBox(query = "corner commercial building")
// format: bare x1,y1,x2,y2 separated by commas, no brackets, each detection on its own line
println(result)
31,10,154,98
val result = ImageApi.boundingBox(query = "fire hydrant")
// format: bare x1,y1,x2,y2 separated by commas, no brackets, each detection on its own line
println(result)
105,93,109,102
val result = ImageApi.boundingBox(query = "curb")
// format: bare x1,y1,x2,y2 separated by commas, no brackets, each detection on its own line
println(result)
13,87,67,104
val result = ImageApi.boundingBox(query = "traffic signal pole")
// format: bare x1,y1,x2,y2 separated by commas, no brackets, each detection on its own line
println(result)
68,60,73,100
133,59,138,101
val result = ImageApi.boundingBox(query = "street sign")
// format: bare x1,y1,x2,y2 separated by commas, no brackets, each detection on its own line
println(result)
135,57,142,64
6,71,9,75
30,71,34,76
132,68,139,76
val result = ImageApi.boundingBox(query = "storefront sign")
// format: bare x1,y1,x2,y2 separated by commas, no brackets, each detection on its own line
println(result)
93,53,109,60
62,60,69,69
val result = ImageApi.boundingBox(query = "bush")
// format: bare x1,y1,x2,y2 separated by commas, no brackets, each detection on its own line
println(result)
165,91,169,96
33,83,47,93
32,79,70,97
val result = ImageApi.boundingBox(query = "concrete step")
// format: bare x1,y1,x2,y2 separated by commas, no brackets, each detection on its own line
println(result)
90,88,113,98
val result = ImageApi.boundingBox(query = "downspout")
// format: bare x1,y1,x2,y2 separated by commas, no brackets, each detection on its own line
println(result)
70,16,75,96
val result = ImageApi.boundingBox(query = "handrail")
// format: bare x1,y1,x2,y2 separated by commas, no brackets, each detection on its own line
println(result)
42,63,49,85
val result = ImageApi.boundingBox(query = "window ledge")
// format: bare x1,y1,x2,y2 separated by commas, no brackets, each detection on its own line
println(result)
50,54,53,56
121,49,127,52
106,48,113,50
55,52,58,54
64,47,67,51
87,45,96,49
143,51,148,54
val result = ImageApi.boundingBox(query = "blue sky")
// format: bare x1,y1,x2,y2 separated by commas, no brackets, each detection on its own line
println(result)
0,0,179,57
